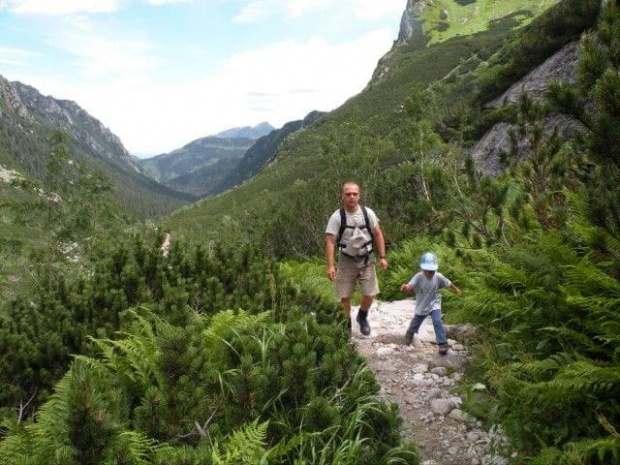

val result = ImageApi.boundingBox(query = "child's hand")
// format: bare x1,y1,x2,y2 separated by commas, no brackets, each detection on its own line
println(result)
400,283,412,292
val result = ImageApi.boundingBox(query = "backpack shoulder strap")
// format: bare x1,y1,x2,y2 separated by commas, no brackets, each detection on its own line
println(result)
361,206,371,233
361,206,374,251
337,207,347,246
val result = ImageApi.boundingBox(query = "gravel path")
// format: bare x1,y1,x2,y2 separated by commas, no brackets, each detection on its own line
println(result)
351,300,511,465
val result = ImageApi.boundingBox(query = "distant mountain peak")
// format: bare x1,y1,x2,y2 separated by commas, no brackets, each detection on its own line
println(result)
215,122,275,139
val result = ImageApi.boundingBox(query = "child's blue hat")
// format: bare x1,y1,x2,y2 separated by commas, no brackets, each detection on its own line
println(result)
420,252,438,271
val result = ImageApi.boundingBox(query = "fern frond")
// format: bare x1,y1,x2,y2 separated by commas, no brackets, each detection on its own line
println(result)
508,352,576,379
205,309,270,343
107,431,170,464
212,420,268,465
564,260,620,297
538,326,604,354
550,360,620,395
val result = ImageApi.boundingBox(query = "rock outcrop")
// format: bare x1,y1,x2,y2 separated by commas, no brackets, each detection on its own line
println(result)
371,0,429,82
397,0,429,46
10,80,139,171
471,41,585,175
487,42,580,108
0,75,32,122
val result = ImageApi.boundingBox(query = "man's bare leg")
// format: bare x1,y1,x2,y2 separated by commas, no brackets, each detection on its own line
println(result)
341,297,352,317
360,295,373,313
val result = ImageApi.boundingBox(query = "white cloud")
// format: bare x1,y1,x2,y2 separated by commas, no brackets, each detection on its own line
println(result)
233,1,273,24
233,0,404,24
353,0,405,21
51,21,160,84
142,0,191,5
19,27,392,154
107,27,394,153
2,1,400,154
0,0,120,15
0,45,38,67
233,0,331,24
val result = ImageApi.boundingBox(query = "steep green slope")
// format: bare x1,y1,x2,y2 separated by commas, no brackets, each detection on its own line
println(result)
166,155,240,197
166,0,594,247
210,111,326,197
138,136,254,184
418,0,558,44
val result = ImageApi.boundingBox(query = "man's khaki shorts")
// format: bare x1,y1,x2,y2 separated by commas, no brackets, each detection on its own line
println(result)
335,255,380,299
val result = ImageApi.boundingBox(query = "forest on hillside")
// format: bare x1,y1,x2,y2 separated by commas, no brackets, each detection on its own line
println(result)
1,1,619,464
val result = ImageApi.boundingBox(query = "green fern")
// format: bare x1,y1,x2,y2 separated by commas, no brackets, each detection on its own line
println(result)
211,420,268,465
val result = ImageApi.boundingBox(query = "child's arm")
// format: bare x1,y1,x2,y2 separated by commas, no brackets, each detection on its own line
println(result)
449,282,462,296
400,282,413,292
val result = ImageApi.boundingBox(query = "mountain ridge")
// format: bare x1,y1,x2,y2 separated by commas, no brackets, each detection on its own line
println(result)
0,74,194,216
215,121,275,139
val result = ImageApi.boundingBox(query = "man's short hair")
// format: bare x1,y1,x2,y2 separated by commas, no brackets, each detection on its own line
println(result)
342,182,360,193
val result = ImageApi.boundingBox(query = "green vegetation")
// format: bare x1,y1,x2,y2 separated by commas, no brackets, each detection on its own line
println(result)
162,1,617,462
0,131,131,299
0,78,193,218
2,1,619,464
138,136,255,197
165,0,598,249
419,0,558,44
0,235,417,464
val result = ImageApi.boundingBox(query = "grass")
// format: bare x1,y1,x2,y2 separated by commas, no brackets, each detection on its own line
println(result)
420,0,558,44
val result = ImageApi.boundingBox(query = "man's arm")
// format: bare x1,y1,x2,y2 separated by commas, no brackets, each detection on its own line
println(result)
372,224,388,271
326,234,337,280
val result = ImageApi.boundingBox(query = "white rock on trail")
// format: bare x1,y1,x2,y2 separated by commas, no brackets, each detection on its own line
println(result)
413,363,429,373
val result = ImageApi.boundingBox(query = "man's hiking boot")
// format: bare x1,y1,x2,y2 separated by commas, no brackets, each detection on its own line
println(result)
403,330,414,346
438,343,449,355
356,311,371,336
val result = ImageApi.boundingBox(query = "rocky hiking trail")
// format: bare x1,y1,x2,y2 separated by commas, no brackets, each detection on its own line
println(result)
352,300,512,465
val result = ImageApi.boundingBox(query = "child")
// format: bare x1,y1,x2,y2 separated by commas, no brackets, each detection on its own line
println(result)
399,252,462,355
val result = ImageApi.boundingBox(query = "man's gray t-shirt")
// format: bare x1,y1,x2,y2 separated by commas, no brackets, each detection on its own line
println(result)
408,271,451,316
326,206,378,257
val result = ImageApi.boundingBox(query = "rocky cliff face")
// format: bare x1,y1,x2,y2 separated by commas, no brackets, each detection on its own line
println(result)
486,41,580,108
371,0,429,82
470,41,585,175
5,79,139,171
0,74,193,216
1,75,139,173
215,122,274,139
0,76,32,123
396,0,429,46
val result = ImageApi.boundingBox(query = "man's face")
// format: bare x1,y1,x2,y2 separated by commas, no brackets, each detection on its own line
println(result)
342,184,360,210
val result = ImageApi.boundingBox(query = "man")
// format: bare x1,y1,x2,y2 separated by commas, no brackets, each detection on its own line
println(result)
325,182,388,335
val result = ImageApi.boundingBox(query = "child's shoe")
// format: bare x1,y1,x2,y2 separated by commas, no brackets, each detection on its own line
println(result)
403,330,414,346
438,343,449,355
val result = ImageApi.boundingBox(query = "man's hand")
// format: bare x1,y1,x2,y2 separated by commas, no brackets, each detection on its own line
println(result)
327,265,336,281
379,257,388,271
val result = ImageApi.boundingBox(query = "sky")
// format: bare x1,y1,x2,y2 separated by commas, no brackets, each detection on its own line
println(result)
0,0,405,156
